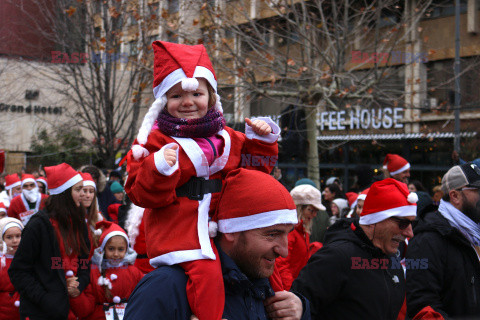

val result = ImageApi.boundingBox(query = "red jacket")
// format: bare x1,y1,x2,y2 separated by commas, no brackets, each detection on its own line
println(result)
276,221,310,290
7,193,48,225
0,257,20,320
125,126,278,267
70,264,144,320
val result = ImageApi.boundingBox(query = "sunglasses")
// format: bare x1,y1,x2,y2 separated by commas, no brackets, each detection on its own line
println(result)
391,217,413,230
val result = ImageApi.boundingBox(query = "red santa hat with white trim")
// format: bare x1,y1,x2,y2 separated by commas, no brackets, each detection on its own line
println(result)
0,202,6,214
4,174,20,191
383,154,410,176
359,178,417,225
80,172,96,190
21,174,37,188
208,168,298,237
96,220,129,252
45,163,83,195
131,41,223,161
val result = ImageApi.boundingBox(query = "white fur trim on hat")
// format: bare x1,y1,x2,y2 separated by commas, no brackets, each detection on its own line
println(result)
357,194,367,201
49,174,83,195
5,181,20,191
2,221,23,238
21,178,37,187
390,163,410,176
83,180,96,189
218,209,298,234
153,66,217,99
100,231,129,251
359,205,416,225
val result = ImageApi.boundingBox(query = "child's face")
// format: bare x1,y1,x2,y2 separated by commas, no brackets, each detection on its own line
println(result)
3,227,21,255
104,235,127,263
356,199,364,216
114,192,124,202
166,78,210,119
81,186,95,208
331,203,340,216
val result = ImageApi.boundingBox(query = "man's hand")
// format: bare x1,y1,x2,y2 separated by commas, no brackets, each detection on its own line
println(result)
264,291,303,320
245,118,272,136
164,144,179,167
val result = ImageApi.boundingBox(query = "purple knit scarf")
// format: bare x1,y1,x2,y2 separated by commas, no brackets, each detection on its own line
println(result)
156,108,226,138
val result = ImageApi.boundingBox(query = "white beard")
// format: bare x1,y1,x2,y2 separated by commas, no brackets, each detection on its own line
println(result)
23,188,40,203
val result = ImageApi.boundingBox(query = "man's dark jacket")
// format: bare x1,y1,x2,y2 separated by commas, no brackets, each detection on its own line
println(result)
406,207,480,319
8,210,90,320
124,243,310,320
292,218,405,320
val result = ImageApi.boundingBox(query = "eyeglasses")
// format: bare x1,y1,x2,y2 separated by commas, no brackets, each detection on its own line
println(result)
390,217,413,230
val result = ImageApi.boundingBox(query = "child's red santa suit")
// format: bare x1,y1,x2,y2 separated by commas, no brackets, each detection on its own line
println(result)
0,217,23,320
8,174,48,225
124,41,280,319
70,221,143,320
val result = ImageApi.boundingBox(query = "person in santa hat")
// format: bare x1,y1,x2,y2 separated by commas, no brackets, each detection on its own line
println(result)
70,220,143,320
36,177,48,195
0,173,22,208
124,41,280,320
9,163,91,320
8,173,49,225
125,168,309,319
276,184,325,290
0,217,23,320
292,178,417,319
383,153,411,184
0,202,7,218
79,172,104,255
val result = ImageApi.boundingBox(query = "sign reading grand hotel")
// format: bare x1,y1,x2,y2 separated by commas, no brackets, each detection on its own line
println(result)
319,107,404,131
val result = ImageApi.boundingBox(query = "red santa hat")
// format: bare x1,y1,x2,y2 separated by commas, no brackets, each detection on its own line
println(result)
36,177,48,190
21,174,37,188
131,41,223,160
4,174,20,191
359,178,417,225
95,220,129,252
45,163,83,195
209,168,298,236
357,188,370,201
0,202,6,214
383,154,410,175
345,192,358,207
80,172,96,190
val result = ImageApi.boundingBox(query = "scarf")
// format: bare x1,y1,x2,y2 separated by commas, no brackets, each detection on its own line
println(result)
438,199,480,246
156,108,226,138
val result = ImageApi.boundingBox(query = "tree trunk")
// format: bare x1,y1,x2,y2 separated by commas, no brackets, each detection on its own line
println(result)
305,106,320,188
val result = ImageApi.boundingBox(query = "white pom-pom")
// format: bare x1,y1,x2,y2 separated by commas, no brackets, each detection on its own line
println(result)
107,281,112,290
14,300,20,307
208,221,218,238
97,276,105,286
181,78,199,91
94,229,102,236
110,274,117,281
407,192,418,204
132,144,150,161
113,296,121,304
66,270,74,277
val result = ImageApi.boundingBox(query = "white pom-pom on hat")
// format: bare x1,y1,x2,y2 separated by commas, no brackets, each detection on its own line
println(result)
94,229,102,236
407,192,418,204
14,300,20,307
113,296,121,304
208,221,218,238
181,78,199,91
66,270,74,277
110,274,117,281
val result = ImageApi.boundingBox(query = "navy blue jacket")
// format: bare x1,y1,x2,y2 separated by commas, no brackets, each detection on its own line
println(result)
125,244,310,319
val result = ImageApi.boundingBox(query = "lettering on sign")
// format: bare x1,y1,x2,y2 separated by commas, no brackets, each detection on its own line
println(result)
319,107,404,131
0,103,62,115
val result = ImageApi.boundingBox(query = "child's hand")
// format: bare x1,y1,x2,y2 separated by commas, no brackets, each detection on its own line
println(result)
245,118,272,136
164,144,179,167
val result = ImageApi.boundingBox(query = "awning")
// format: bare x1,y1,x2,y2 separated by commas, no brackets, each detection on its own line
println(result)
317,131,477,141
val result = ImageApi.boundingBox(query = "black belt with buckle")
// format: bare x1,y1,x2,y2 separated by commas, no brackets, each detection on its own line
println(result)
175,176,223,201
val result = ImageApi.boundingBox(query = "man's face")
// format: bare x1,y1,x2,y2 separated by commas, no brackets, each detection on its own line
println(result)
22,182,36,191
459,187,480,223
229,224,293,279
392,169,410,184
370,216,415,255
11,185,22,195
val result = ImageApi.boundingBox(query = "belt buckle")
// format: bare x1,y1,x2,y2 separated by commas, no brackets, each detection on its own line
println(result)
188,177,205,201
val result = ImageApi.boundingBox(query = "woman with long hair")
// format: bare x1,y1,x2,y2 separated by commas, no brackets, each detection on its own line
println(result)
80,172,103,251
9,163,91,320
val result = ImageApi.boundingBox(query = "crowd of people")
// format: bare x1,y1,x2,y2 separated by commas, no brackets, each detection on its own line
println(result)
0,40,479,320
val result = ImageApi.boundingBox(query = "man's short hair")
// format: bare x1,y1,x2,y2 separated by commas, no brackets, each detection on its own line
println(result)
441,163,480,194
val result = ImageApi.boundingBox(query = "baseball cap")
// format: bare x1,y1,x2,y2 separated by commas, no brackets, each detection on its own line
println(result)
441,162,480,194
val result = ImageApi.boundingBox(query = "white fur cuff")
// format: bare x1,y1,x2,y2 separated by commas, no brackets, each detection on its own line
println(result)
245,117,280,144
154,143,180,176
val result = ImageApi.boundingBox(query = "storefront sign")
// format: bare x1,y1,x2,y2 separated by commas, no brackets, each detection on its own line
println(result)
319,107,404,131
0,103,62,115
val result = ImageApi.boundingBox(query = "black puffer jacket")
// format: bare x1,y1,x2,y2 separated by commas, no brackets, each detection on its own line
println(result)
292,219,405,320
8,210,90,320
406,208,480,319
